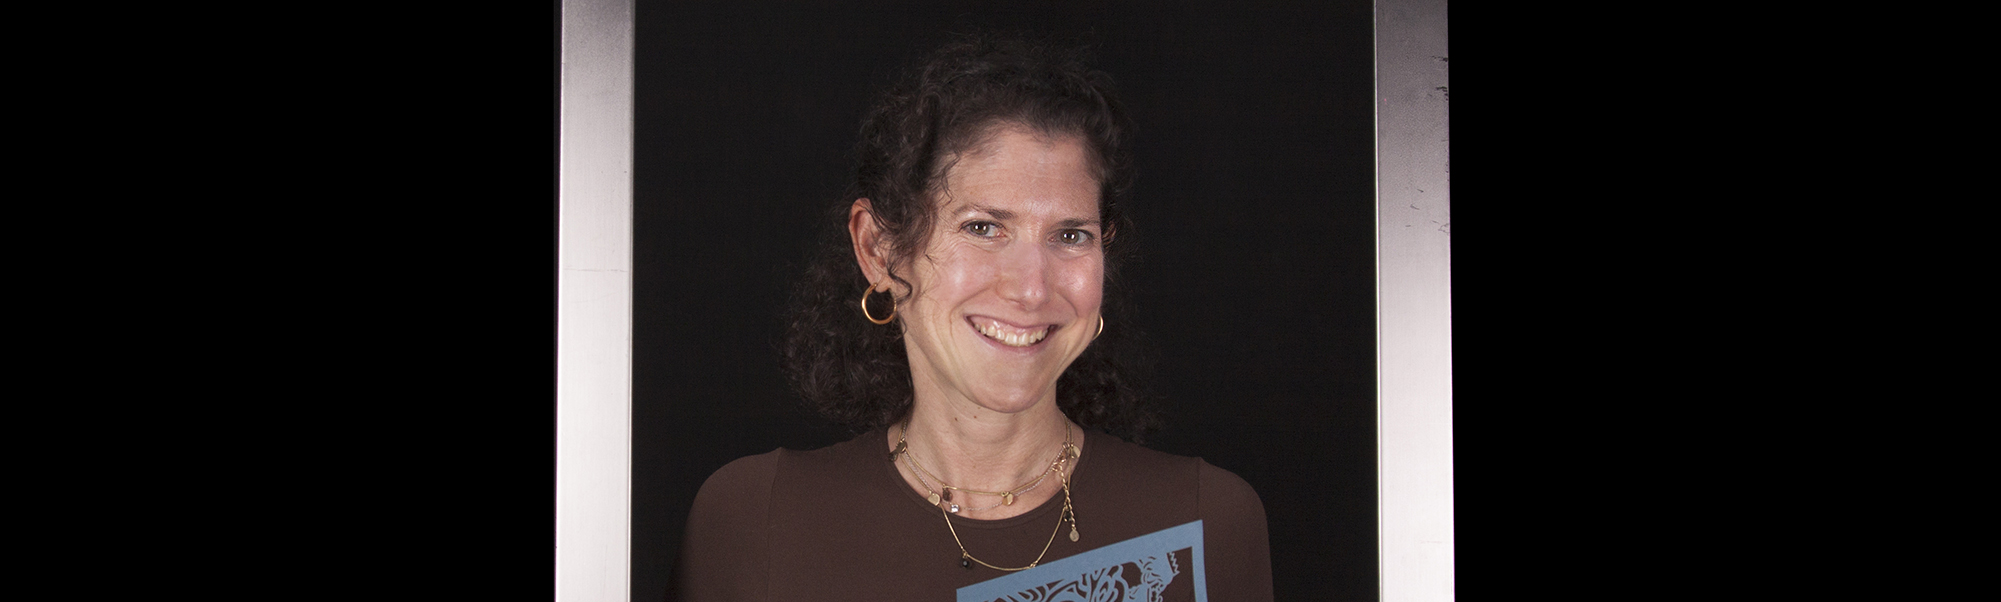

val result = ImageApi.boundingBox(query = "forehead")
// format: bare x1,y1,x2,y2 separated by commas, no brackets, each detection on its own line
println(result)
936,127,1101,216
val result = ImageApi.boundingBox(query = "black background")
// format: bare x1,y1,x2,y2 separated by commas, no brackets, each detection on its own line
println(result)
631,1,1378,600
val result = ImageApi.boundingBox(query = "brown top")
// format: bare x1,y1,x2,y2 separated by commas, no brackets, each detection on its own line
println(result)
670,429,1273,601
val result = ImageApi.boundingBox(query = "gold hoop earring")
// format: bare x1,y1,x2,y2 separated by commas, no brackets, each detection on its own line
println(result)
1094,315,1105,340
860,284,895,325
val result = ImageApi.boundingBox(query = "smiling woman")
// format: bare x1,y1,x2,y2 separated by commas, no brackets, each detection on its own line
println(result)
670,35,1274,601
853,127,1106,421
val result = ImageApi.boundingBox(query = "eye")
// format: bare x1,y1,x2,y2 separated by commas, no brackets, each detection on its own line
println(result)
1055,229,1095,246
964,221,999,237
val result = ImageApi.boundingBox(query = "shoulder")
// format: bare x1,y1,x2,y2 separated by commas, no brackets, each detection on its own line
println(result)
1194,458,1273,601
692,432,881,507
691,433,895,523
683,450,784,549
676,436,883,602
1082,434,1265,506
1078,435,1269,524
1089,437,1265,518
1085,436,1272,601
1196,459,1265,517
677,450,785,602
1081,432,1202,480
689,449,782,515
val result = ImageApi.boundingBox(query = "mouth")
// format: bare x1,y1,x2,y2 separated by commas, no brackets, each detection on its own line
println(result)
970,317,1054,348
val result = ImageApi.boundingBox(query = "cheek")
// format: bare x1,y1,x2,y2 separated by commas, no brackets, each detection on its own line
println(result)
908,248,992,311
1059,263,1105,310
939,258,994,293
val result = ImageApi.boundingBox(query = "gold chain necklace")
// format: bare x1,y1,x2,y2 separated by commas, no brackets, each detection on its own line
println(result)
905,435,1062,511
894,422,1082,570
909,455,1044,513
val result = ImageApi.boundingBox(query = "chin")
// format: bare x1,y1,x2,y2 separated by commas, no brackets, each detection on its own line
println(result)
965,383,1056,415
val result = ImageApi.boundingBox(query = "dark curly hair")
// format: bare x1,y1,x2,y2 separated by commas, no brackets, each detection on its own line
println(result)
779,34,1160,442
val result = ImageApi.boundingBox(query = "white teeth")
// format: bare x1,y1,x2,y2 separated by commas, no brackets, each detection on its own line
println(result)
976,320,1050,347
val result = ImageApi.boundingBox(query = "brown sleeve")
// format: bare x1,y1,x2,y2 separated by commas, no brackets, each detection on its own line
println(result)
669,452,779,602
1199,460,1275,602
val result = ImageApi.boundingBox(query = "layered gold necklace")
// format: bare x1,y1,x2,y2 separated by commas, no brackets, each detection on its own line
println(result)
894,422,1082,570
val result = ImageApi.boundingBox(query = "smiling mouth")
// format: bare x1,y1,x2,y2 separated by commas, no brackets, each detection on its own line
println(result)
973,319,1053,348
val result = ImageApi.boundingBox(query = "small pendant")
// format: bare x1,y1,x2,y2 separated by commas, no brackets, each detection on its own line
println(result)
960,556,971,569
948,503,961,513
927,492,940,505
1069,526,1079,542
1002,492,1014,506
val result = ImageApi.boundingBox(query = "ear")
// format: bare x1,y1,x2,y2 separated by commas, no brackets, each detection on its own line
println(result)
848,198,891,290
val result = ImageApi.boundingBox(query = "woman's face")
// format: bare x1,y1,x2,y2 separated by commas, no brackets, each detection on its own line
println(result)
897,127,1105,416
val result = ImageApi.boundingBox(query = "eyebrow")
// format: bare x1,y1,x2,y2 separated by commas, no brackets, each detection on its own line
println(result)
967,204,1017,221
966,204,1102,229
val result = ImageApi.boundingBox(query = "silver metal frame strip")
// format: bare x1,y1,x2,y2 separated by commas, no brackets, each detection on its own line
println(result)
556,0,634,600
1375,0,1454,600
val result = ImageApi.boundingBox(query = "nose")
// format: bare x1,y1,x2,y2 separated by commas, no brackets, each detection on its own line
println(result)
994,242,1050,310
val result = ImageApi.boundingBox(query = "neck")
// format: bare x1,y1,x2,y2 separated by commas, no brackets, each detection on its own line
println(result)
895,399,1077,499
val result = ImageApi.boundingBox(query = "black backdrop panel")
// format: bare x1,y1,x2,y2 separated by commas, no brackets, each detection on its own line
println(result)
633,2,1376,600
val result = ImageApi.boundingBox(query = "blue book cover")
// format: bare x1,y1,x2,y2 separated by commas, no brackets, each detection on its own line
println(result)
956,520,1207,602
